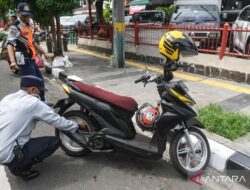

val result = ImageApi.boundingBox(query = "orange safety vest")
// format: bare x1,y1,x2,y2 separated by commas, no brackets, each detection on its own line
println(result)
19,23,36,60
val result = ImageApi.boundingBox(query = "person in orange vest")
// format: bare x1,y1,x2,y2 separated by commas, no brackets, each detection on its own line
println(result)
6,2,50,103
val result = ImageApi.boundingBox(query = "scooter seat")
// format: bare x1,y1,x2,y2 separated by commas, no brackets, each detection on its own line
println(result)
72,82,138,112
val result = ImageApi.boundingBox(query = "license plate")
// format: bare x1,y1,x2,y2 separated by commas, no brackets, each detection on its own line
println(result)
195,41,200,47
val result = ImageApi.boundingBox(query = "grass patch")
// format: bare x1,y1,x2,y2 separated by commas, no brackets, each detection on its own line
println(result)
197,104,250,140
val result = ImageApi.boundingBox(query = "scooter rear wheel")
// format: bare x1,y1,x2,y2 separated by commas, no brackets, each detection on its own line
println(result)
55,110,94,157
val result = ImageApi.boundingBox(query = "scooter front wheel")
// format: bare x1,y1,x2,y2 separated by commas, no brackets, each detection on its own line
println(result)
170,127,210,177
55,110,94,157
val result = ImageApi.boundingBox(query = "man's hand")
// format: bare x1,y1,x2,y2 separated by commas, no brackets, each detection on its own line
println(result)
10,61,18,72
33,42,50,61
78,122,87,130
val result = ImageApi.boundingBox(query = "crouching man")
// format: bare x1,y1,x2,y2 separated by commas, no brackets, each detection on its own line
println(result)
0,75,85,180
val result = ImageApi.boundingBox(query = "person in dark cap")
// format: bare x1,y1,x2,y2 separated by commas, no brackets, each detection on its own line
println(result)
6,2,50,103
0,75,85,180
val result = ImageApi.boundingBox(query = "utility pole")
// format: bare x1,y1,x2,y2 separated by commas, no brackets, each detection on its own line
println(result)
88,0,93,38
112,0,125,68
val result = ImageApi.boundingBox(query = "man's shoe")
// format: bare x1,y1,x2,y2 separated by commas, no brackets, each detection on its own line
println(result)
20,170,40,181
13,68,19,74
11,169,40,180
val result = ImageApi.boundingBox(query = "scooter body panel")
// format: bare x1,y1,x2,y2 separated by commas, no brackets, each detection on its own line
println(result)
69,90,136,139
105,134,162,160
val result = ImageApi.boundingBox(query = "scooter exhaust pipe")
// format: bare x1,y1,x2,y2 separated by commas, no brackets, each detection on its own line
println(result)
61,130,88,147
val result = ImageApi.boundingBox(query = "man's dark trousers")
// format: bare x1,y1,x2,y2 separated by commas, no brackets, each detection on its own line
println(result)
6,137,60,173
19,58,46,101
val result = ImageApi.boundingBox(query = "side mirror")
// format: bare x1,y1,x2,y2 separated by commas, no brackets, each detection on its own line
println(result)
174,6,179,13
247,15,250,22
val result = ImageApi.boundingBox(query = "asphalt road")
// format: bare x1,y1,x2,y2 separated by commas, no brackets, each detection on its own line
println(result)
0,60,248,190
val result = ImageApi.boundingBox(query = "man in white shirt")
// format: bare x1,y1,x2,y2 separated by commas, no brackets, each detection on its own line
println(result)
0,75,85,180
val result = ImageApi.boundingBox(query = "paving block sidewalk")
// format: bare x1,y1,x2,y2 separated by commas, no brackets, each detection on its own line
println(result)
46,47,250,188
78,38,250,84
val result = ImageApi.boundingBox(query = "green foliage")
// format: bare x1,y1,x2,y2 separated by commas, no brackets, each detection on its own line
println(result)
0,0,13,21
35,0,75,15
103,1,111,23
197,104,250,140
35,0,75,27
0,30,7,41
156,4,174,17
10,0,74,27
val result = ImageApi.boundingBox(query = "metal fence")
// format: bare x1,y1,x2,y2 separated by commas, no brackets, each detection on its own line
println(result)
77,23,250,60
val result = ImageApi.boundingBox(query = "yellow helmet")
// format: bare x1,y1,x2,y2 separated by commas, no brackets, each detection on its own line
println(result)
159,31,198,61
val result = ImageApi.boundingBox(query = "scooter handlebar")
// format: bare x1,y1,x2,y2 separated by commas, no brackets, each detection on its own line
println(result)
134,78,143,83
134,75,150,84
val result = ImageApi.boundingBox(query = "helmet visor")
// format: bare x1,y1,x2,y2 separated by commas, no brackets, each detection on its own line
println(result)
180,46,198,57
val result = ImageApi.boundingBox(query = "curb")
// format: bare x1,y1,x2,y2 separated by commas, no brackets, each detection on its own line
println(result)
227,152,250,187
46,64,250,187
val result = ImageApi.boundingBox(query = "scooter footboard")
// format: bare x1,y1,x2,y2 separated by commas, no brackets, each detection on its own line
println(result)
105,134,162,160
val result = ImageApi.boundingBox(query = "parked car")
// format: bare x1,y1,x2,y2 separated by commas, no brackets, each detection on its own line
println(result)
60,16,72,26
170,1,221,50
125,15,133,25
231,5,250,54
129,10,168,25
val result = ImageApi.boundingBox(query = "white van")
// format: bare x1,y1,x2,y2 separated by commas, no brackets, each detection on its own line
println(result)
170,0,221,49
130,10,168,25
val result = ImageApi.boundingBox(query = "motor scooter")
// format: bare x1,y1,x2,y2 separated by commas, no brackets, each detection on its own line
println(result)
54,61,210,176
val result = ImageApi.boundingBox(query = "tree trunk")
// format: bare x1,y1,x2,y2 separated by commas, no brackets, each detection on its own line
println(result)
55,15,63,56
95,0,104,24
50,17,57,55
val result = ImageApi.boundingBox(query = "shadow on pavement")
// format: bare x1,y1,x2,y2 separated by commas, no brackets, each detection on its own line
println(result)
4,150,184,190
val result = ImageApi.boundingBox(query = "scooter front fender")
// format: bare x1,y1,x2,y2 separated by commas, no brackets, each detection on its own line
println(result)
53,98,74,115
186,118,205,129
